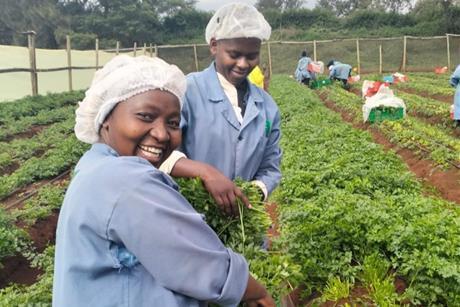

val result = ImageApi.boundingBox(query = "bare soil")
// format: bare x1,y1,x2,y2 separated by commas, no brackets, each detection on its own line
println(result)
397,87,453,104
0,211,58,288
265,202,279,250
0,172,69,289
3,124,48,142
0,161,20,177
1,170,70,211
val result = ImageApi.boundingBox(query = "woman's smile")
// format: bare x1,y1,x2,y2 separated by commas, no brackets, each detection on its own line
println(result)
137,144,164,162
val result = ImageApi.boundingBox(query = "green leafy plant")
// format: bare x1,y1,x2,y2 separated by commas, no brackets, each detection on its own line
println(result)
361,253,399,306
322,276,351,302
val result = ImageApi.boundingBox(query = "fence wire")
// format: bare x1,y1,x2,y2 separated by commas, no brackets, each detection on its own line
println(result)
1,34,460,101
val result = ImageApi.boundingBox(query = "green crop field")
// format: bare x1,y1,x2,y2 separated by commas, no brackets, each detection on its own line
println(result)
0,71,459,305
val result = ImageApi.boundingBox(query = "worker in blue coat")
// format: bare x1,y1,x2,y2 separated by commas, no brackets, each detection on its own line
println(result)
295,51,315,86
450,64,460,127
53,55,275,307
327,60,352,88
161,3,282,216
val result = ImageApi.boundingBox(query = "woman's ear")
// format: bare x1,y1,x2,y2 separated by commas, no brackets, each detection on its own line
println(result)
209,38,218,56
101,116,112,133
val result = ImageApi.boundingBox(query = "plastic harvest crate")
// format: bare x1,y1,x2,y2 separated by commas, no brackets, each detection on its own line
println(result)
368,106,404,123
310,78,332,89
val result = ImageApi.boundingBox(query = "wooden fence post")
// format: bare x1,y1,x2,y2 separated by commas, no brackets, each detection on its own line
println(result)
66,35,73,91
149,43,153,57
95,38,99,70
356,38,361,74
379,45,383,74
446,34,451,71
313,40,317,62
143,43,147,55
155,44,158,57
267,42,272,76
193,44,199,72
116,41,120,55
26,31,38,96
402,36,407,72
133,42,137,57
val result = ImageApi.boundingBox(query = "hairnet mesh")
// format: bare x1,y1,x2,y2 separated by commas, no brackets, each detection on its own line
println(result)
74,55,186,144
205,3,271,44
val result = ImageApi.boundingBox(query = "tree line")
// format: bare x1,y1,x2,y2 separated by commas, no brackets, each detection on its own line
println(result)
0,0,459,50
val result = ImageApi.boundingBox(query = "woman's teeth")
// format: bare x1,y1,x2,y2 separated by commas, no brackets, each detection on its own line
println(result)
139,145,162,156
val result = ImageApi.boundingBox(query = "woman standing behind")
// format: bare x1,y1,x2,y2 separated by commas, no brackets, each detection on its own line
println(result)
161,3,282,216
52,55,274,307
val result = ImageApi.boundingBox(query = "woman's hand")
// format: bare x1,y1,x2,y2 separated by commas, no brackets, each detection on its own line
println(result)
245,295,276,307
242,275,275,307
200,164,251,216
170,158,251,216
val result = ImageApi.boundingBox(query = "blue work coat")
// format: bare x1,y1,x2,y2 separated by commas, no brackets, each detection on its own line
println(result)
180,63,282,195
450,64,460,120
53,143,248,307
329,61,352,80
295,56,314,82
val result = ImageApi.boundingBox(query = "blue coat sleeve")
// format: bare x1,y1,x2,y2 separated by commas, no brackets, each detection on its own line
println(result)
329,66,335,79
450,65,460,87
253,107,282,195
106,171,249,305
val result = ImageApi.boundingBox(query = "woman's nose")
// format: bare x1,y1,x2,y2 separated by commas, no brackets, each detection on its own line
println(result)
236,57,249,69
149,122,169,142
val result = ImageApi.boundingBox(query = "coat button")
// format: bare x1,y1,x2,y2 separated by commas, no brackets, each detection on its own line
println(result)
238,136,243,141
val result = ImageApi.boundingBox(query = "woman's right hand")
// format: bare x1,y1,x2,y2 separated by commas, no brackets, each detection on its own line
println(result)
170,158,251,216
245,295,276,307
242,275,275,307
200,164,251,216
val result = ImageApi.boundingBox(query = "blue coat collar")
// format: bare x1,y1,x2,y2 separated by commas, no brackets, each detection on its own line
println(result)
203,62,264,105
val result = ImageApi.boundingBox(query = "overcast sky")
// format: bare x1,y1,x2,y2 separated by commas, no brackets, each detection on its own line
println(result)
195,0,317,12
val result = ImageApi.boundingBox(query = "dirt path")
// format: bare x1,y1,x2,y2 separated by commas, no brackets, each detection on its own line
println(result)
396,87,453,104
0,172,69,289
2,124,49,142
317,91,460,205
0,212,58,288
1,170,70,211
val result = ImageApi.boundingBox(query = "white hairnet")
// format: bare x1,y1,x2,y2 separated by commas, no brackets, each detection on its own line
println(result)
74,55,186,144
205,3,271,44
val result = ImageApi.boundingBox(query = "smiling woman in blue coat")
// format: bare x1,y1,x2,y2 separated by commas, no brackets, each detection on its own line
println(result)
160,3,282,216
52,55,274,307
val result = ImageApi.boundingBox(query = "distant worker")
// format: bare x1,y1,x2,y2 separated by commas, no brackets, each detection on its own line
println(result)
327,60,352,88
450,64,460,127
295,51,315,86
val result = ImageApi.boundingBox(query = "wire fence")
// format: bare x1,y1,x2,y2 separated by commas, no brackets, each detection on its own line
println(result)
1,33,460,101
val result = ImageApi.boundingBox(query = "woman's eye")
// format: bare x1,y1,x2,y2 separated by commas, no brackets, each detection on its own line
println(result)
229,53,239,59
168,120,180,129
137,113,154,121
